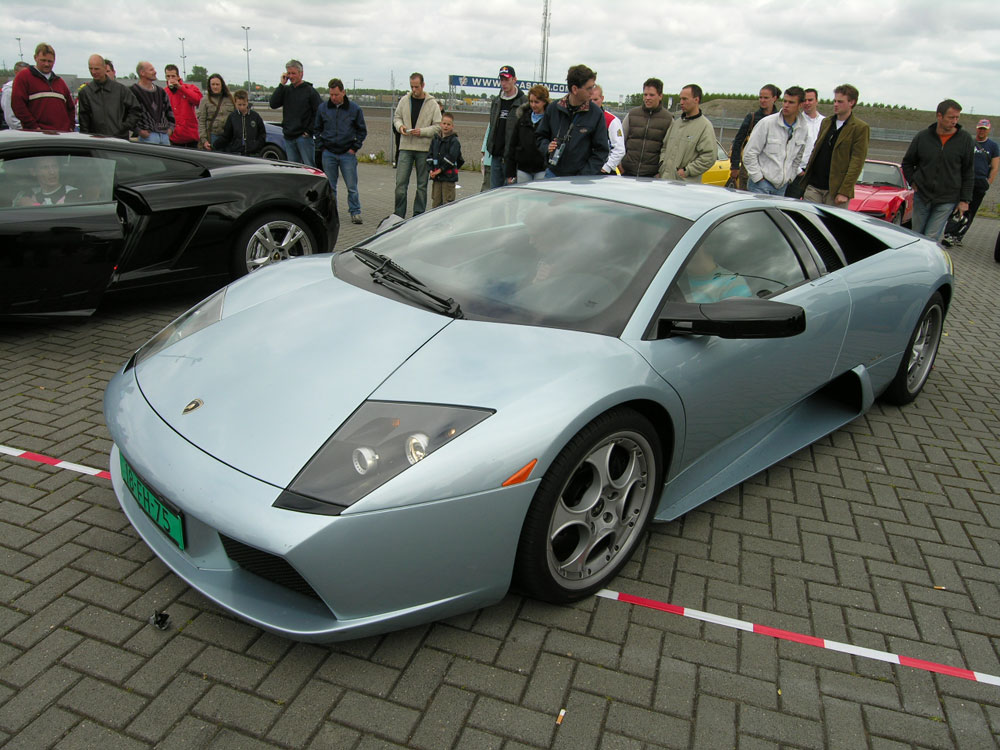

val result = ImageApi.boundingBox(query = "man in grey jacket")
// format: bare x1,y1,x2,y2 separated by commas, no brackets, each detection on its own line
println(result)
78,54,142,139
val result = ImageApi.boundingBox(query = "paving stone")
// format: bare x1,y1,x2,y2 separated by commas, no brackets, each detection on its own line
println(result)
467,696,555,747
265,679,343,748
329,690,420,744
192,684,282,736
409,685,475,750
126,672,212,743
604,700,690,749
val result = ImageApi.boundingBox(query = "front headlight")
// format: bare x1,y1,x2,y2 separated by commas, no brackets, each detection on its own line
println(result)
133,287,227,366
274,401,493,515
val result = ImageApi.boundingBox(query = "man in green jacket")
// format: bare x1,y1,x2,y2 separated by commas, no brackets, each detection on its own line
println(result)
658,84,715,182
800,84,869,206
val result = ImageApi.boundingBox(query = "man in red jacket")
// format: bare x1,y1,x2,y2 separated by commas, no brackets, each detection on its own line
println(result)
164,64,202,147
10,42,75,131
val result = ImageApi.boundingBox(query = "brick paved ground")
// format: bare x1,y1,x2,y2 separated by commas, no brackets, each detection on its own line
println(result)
2,167,999,748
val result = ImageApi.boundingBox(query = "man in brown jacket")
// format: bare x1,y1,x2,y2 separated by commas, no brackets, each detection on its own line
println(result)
800,84,870,206
392,72,442,217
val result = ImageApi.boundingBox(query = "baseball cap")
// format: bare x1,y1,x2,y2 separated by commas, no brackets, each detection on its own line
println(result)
977,118,991,129
499,65,516,79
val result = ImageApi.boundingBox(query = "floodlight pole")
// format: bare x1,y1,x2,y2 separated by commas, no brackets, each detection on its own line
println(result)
241,26,251,90
178,37,186,78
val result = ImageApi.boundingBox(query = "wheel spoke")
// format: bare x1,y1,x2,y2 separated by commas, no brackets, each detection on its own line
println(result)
278,226,305,252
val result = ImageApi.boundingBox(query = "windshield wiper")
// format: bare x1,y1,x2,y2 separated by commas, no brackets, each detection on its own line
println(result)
868,181,901,188
351,247,464,319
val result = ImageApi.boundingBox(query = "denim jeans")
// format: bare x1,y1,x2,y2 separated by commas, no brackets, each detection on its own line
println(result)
748,177,786,196
138,131,171,145
394,149,430,217
489,155,507,189
284,135,316,166
322,151,361,216
516,169,547,183
911,192,955,241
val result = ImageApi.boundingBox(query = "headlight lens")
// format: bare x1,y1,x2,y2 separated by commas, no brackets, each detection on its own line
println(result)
276,401,493,514
134,288,227,365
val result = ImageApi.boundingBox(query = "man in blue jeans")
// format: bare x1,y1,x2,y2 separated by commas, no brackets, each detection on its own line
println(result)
902,99,974,242
314,79,367,224
392,73,441,217
269,59,321,166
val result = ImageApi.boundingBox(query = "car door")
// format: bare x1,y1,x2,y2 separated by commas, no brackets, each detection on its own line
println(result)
0,152,123,315
632,209,852,495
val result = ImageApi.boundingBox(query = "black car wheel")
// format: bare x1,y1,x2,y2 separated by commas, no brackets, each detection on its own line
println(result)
881,292,944,405
233,212,317,277
514,407,662,603
259,143,286,161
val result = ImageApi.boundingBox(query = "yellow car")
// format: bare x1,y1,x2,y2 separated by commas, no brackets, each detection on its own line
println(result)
701,141,732,187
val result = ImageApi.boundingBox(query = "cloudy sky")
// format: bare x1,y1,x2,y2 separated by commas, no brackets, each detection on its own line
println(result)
3,0,998,114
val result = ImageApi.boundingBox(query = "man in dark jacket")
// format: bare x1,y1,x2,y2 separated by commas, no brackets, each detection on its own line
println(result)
902,99,975,242
78,54,141,139
214,90,266,156
270,59,321,166
10,43,75,131
535,64,609,178
487,65,527,189
314,78,367,224
620,77,672,177
729,84,780,189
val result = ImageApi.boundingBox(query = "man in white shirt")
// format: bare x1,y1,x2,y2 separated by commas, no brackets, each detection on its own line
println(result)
742,86,808,195
799,88,825,169
591,85,625,174
1,62,28,129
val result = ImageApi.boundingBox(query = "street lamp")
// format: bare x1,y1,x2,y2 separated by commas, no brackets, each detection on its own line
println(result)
15,37,23,61
178,37,186,78
241,26,251,90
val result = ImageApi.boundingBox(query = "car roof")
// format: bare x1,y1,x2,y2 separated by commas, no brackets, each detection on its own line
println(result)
511,177,758,221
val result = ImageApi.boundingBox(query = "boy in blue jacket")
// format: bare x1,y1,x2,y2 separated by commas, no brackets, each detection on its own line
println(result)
427,112,464,207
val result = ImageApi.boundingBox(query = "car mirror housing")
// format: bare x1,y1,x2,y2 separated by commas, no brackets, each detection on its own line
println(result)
655,298,806,340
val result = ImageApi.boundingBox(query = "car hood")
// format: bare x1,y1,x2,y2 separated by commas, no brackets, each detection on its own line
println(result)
849,184,902,213
134,271,451,487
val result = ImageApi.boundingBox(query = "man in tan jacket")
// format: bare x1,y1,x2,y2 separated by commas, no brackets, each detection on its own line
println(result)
393,73,442,217
658,84,716,182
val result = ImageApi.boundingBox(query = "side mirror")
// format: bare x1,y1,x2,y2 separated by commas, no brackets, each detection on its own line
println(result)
655,297,806,339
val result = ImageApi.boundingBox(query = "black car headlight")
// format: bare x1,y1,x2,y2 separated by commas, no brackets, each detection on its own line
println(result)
133,288,227,366
274,401,493,515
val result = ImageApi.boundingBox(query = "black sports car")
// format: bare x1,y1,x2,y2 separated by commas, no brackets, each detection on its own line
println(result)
0,131,337,315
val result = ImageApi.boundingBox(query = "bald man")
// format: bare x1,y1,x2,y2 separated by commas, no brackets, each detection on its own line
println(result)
78,53,142,139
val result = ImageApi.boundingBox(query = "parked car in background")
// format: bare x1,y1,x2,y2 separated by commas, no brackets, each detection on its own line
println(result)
261,121,287,161
106,179,952,642
0,131,337,315
701,140,732,187
848,160,914,226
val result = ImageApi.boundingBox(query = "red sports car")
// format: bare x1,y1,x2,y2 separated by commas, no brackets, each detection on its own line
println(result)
848,160,913,226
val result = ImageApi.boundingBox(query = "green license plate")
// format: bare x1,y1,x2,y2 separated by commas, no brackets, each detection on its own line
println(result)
120,453,186,550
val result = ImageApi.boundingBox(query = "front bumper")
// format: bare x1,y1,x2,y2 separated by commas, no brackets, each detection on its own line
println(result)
105,366,536,642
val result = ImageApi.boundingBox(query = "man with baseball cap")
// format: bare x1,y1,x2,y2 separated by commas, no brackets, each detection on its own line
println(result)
943,118,999,246
486,65,526,189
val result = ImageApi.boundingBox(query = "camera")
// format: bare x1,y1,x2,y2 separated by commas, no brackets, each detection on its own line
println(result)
548,140,565,167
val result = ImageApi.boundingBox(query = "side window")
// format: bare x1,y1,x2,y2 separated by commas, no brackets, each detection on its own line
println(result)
671,211,807,303
98,151,206,185
0,154,116,209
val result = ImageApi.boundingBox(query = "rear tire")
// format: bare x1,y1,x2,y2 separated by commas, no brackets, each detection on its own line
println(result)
881,292,944,405
514,408,662,603
232,212,316,277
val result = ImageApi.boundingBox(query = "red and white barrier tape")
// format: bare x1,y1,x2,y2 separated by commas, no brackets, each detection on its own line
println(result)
2,443,998,687
0,444,111,480
598,589,1000,686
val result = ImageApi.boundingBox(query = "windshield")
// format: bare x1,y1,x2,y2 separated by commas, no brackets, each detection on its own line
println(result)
335,188,688,335
858,162,905,188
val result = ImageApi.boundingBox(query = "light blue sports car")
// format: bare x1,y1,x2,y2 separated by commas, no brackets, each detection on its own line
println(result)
104,179,953,642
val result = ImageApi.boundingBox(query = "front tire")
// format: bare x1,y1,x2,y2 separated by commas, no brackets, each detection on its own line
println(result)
881,292,944,405
259,143,286,161
514,408,662,603
232,212,317,277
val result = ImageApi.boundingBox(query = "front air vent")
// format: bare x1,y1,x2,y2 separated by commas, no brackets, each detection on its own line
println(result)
219,534,323,601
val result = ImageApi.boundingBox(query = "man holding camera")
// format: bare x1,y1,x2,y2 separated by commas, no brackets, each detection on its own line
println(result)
535,64,609,178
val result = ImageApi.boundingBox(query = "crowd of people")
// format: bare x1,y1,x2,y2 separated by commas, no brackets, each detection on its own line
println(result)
2,42,996,249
